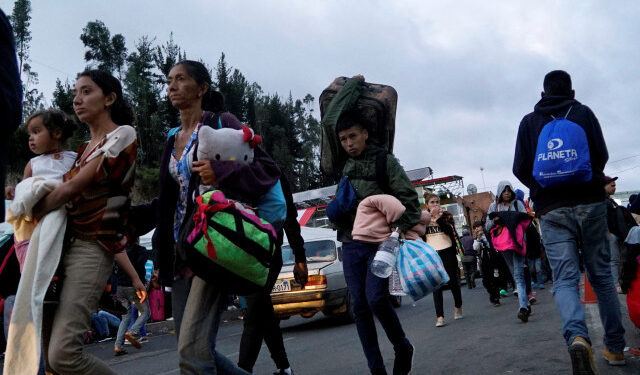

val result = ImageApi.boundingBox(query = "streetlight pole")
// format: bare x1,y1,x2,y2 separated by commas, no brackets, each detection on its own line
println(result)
480,167,486,191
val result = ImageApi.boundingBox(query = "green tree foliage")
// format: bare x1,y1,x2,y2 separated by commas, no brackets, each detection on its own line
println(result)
80,20,127,74
124,36,162,166
10,0,31,74
52,79,74,114
11,0,44,120
14,20,328,201
153,33,183,130
52,79,87,151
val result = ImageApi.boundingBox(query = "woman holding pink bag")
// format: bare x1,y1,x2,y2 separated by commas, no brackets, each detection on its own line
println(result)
485,181,531,323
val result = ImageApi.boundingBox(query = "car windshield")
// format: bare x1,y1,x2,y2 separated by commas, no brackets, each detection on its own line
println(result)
281,240,337,265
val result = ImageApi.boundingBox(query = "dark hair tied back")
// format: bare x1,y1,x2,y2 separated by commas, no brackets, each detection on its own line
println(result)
174,60,226,113
77,69,135,125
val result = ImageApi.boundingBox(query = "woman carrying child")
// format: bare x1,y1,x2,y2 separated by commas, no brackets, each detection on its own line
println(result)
32,70,146,375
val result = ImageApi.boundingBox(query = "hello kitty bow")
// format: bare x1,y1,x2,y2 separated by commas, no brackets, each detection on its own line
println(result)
242,126,263,148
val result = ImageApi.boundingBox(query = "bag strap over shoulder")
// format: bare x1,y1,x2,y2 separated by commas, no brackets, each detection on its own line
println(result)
550,105,573,120
375,152,392,195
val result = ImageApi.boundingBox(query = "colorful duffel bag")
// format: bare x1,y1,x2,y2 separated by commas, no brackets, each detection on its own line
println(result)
396,240,449,301
181,190,278,295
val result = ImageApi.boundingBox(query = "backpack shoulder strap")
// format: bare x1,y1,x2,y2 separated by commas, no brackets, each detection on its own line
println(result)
375,151,392,195
167,127,180,138
550,105,573,120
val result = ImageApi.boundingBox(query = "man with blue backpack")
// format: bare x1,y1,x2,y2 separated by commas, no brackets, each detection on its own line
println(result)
513,70,626,374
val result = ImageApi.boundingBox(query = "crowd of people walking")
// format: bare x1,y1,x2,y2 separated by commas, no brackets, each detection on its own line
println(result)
1,7,640,375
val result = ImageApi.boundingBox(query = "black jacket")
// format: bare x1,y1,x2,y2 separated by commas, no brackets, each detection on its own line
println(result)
116,243,149,287
0,10,22,222
513,96,608,216
279,173,306,264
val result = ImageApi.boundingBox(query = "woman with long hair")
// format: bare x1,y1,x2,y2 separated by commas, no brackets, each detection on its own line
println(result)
148,60,280,374
424,193,463,327
34,69,145,374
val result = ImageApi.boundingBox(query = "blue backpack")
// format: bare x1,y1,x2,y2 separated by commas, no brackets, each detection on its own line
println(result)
532,106,592,188
326,176,358,223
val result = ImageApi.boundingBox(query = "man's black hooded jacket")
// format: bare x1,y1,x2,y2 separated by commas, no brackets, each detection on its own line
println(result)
513,95,608,216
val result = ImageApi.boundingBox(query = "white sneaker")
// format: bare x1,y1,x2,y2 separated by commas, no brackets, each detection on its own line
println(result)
435,317,445,327
454,308,463,320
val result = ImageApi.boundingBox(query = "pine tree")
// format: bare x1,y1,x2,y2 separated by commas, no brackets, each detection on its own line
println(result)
153,33,183,130
10,0,31,75
11,0,44,119
124,36,161,166
80,20,127,73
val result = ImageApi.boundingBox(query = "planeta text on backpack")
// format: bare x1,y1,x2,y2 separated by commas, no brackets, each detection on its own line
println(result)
532,106,592,188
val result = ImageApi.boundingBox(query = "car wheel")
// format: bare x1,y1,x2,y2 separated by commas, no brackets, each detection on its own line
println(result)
339,291,356,323
389,295,402,308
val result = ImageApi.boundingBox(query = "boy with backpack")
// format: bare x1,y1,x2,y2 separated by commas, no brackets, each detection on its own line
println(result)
327,75,420,375
513,70,626,374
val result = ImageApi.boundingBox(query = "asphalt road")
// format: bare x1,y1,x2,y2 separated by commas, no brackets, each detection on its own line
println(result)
81,281,640,375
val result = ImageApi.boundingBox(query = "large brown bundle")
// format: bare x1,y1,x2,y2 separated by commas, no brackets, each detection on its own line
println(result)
319,76,397,177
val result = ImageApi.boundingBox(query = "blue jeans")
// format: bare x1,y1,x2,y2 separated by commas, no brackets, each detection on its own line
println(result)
607,232,621,286
92,310,121,337
530,257,547,284
539,201,625,352
172,276,251,375
115,286,150,347
501,251,528,309
128,306,147,337
342,241,410,375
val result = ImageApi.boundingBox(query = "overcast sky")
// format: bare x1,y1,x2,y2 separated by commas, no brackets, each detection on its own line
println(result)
2,0,639,195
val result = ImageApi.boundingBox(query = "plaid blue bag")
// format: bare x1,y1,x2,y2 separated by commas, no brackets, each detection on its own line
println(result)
396,240,449,301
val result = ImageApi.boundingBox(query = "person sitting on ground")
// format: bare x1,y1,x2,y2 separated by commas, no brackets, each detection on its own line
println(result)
91,309,121,342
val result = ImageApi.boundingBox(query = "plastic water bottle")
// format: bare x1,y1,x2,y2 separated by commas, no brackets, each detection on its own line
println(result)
371,231,400,278
389,266,406,296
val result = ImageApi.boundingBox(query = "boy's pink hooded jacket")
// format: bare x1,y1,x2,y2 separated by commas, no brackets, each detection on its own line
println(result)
352,195,430,243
